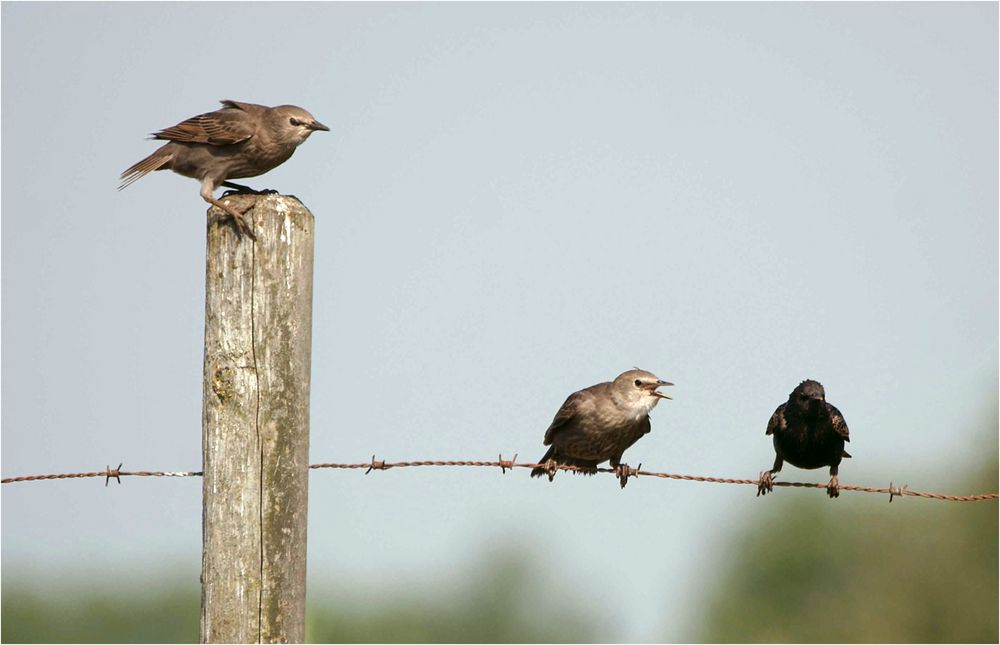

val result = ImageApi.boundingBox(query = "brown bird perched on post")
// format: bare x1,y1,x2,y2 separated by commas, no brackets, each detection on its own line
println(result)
119,100,329,239
530,369,673,488
758,379,851,498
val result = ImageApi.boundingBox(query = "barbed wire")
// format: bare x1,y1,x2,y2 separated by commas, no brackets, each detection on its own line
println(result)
2,456,997,502
0,464,204,486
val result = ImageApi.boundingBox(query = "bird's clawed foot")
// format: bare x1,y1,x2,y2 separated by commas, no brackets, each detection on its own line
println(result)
545,458,558,482
221,182,278,197
827,476,840,499
217,207,257,241
615,463,638,489
210,195,258,241
220,206,256,241
757,470,775,497
222,188,278,197
230,213,257,240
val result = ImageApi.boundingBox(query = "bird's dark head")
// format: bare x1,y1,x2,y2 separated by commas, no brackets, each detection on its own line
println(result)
789,379,826,412
271,105,330,145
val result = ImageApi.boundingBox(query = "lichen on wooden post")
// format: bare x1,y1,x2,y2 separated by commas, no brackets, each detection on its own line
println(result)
200,194,314,644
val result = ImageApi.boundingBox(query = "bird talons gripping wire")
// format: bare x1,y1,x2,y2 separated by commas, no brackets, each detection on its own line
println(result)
545,458,558,482
498,453,517,474
888,481,908,503
2,458,997,502
757,470,775,497
105,463,122,487
616,463,640,489
364,455,386,475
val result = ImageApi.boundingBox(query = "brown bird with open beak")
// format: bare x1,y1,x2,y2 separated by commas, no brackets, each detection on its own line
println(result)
530,369,673,488
758,379,851,498
119,100,329,239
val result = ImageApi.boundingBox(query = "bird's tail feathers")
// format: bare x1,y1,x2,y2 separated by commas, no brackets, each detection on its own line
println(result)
530,449,601,480
119,150,172,191
842,449,852,458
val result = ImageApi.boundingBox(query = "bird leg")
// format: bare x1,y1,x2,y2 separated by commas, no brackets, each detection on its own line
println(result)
757,455,783,497
757,471,774,496
202,183,256,240
610,457,634,489
208,197,257,239
616,464,632,489
221,181,278,197
827,465,841,499
544,458,558,482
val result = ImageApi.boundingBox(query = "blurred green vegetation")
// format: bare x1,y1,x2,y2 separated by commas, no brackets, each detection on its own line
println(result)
1,548,604,643
693,424,999,642
0,582,200,644
305,548,603,643
3,424,996,643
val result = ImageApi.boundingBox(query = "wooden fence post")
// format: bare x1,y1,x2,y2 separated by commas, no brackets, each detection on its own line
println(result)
200,194,314,643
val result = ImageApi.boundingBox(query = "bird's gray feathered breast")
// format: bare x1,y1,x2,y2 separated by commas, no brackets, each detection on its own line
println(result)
543,382,652,461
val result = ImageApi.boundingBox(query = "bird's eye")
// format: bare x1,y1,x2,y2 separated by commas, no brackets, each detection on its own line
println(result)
289,117,302,126
634,379,642,387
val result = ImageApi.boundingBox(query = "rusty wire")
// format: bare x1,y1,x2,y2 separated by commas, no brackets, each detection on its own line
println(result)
2,456,996,503
0,464,203,486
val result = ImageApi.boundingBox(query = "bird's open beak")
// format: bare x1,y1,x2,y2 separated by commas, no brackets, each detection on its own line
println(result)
652,380,674,400
310,121,330,132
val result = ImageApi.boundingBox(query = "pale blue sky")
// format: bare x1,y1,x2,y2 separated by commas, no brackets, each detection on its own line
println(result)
2,2,997,640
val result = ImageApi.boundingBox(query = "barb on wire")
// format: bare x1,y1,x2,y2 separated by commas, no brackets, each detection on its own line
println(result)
106,463,122,487
1,464,203,485
498,453,517,474
307,457,998,503
3,457,998,503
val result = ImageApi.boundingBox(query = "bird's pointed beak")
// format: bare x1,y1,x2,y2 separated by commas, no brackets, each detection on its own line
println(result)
309,121,330,132
652,380,674,400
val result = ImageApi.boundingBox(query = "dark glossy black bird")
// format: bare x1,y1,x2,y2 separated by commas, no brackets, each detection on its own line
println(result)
758,379,851,498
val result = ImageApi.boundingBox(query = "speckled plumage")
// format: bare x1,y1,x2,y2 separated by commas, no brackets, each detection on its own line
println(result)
758,379,851,498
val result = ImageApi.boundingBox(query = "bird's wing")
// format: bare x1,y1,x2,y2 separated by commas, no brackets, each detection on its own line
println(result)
827,403,850,442
218,99,264,112
542,389,593,445
151,102,254,146
765,404,786,436
639,415,651,436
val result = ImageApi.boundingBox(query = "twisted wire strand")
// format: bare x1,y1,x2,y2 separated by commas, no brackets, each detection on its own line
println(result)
0,467,203,485
3,458,996,502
